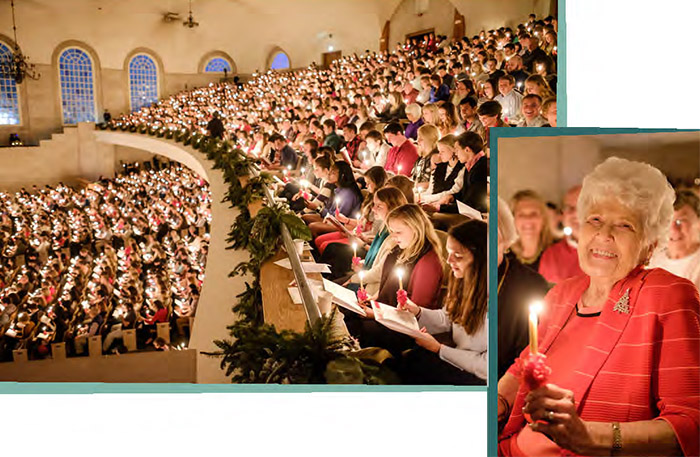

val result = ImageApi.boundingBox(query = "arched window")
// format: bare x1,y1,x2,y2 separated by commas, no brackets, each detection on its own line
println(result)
128,54,158,112
270,52,290,70
0,42,20,125
58,47,96,124
204,57,232,73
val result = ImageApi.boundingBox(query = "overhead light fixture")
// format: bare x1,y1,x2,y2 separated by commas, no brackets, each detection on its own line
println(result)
0,0,40,84
183,0,199,28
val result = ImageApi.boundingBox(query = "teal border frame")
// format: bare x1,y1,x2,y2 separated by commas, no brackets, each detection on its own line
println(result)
557,0,567,127
1,6,579,457
488,126,699,456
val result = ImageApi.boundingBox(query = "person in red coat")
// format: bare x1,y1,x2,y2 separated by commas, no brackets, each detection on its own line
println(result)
538,185,584,284
498,158,699,456
383,123,418,177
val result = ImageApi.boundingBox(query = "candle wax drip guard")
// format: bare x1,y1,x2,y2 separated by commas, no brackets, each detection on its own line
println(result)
356,288,368,302
396,289,408,306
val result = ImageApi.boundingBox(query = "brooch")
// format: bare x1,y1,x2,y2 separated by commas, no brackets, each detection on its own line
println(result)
613,288,631,314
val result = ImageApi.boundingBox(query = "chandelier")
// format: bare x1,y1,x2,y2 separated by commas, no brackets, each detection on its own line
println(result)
183,0,199,28
0,0,40,84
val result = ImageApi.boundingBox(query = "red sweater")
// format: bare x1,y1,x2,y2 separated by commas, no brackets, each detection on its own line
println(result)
384,140,418,176
538,238,584,284
500,267,700,456
377,247,443,309
145,308,168,325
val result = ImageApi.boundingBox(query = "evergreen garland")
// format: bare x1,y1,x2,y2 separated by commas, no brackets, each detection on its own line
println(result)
111,128,396,383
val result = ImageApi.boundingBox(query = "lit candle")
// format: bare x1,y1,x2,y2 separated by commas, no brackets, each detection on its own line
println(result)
396,267,404,290
529,300,544,354
397,164,403,175
563,226,573,236
352,241,358,258
359,270,365,289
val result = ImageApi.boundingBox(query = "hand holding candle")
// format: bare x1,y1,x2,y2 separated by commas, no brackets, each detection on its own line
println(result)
356,270,368,301
351,241,361,266
334,196,341,217
521,300,551,396
396,267,407,306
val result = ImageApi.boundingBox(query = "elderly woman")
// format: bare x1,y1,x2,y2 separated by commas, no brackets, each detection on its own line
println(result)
498,158,699,456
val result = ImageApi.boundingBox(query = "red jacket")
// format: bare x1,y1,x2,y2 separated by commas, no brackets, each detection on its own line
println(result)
500,267,700,456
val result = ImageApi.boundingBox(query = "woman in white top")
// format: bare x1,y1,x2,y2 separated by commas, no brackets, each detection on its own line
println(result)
361,130,390,168
420,135,465,206
398,219,488,384
648,189,700,290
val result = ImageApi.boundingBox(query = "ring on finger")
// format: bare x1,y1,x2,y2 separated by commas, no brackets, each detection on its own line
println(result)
546,410,555,421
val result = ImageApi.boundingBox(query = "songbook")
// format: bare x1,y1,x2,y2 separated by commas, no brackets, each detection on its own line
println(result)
457,200,483,220
324,215,354,237
287,287,303,305
372,301,422,338
322,279,366,316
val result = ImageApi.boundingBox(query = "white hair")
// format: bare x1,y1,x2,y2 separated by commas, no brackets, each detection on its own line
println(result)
577,157,675,246
405,103,421,119
497,196,518,248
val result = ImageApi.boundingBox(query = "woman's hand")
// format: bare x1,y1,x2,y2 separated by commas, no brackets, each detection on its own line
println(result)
438,194,454,206
523,383,595,455
351,261,363,273
414,327,441,353
337,213,350,224
397,297,420,316
358,300,374,319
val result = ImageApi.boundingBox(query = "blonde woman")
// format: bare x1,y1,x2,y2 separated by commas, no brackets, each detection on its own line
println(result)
437,102,464,137
345,186,408,295
412,124,439,187
421,103,440,125
378,91,406,123
421,134,465,205
524,74,555,101
374,204,444,309
347,204,445,354
508,189,554,270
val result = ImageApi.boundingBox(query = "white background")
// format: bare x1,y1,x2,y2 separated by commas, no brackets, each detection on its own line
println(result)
5,1,700,456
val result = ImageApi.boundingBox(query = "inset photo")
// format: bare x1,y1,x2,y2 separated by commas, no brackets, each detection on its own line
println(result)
494,129,700,457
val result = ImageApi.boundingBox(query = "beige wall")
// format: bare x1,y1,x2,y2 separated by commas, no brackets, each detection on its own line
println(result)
389,0,457,46
0,0,550,145
498,133,700,206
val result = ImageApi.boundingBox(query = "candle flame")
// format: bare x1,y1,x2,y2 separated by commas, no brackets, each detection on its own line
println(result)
529,300,544,317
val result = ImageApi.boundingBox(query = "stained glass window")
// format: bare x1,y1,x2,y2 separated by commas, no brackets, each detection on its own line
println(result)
0,42,20,125
270,52,290,70
58,48,96,124
204,57,232,73
129,54,158,112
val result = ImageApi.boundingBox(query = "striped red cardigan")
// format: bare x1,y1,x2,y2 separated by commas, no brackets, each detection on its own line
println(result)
499,266,700,456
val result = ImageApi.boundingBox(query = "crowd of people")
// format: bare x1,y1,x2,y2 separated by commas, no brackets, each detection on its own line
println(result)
0,163,210,361
101,14,560,385
497,159,699,456
109,14,558,155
